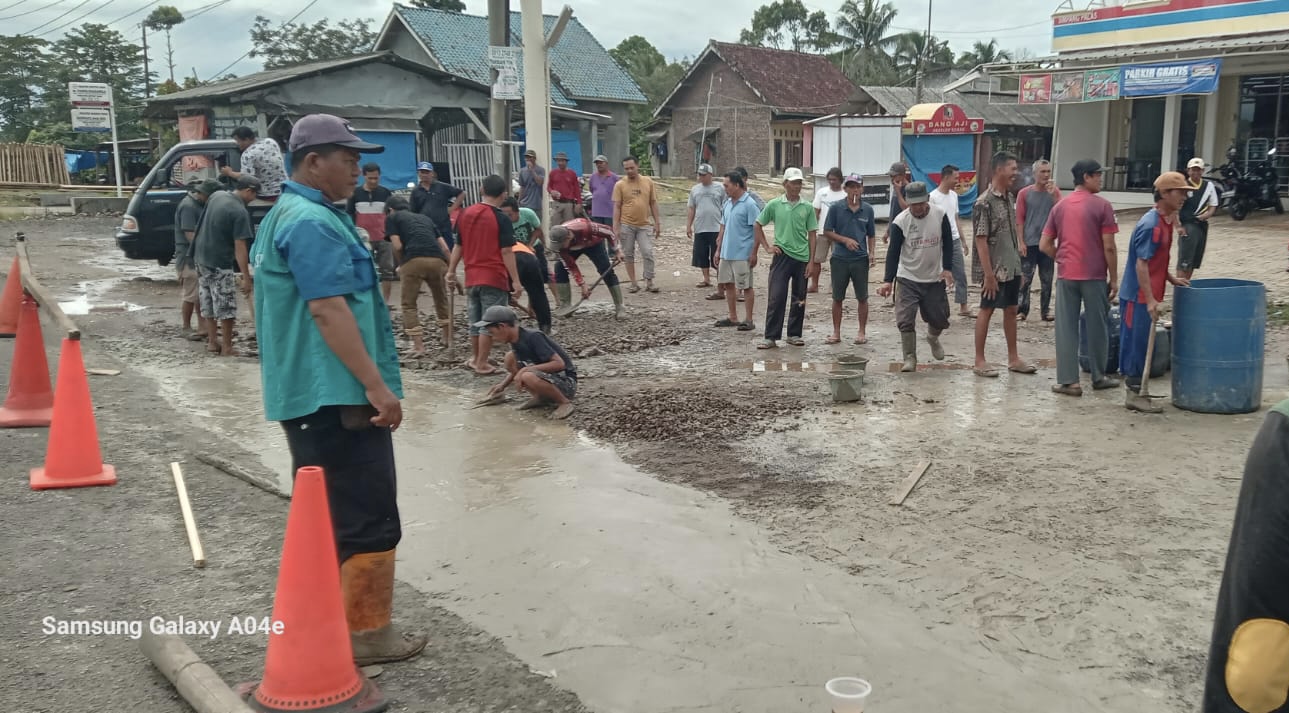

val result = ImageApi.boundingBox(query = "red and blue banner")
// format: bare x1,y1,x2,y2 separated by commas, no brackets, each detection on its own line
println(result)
1052,0,1289,53
903,135,976,218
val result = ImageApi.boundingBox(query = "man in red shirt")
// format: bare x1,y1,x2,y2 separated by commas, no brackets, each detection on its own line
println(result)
1040,159,1120,396
448,175,523,375
548,151,583,225
548,217,626,319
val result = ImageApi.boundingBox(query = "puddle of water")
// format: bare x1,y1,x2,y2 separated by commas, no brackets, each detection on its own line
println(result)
731,360,856,373
883,358,1059,373
59,294,146,316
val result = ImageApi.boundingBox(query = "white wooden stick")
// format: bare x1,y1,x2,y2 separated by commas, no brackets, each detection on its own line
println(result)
889,460,932,506
170,462,206,568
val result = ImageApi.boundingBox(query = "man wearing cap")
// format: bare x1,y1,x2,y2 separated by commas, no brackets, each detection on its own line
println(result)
449,174,524,375
971,151,1035,378
519,149,547,220
250,114,426,665
481,305,577,420
548,151,582,225
587,154,618,227
823,173,877,345
549,217,626,319
877,181,954,372
1016,159,1060,322
193,174,259,356
755,167,817,349
882,161,910,243
1179,157,1219,281
927,165,975,319
613,155,663,293
222,126,285,200
174,179,215,340
1119,172,1191,406
810,167,848,294
1040,158,1120,396
687,163,724,288
410,161,464,250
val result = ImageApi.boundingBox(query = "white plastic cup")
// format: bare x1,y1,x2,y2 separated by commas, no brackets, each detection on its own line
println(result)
825,677,872,713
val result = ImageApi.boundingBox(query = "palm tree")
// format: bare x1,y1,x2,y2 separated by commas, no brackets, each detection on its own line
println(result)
893,31,954,85
829,0,899,83
956,39,1012,69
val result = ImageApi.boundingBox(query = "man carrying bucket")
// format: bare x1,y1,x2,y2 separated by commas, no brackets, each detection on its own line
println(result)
251,114,427,665
1118,172,1191,403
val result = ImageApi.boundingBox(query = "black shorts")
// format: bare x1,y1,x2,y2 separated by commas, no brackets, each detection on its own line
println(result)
692,232,718,269
980,276,1022,310
281,405,401,563
1178,221,1208,272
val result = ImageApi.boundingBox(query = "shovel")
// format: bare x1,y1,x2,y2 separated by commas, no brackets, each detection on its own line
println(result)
1126,307,1166,414
555,259,622,318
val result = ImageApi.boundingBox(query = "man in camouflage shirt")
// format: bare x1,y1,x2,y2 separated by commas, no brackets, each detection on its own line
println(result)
971,152,1035,378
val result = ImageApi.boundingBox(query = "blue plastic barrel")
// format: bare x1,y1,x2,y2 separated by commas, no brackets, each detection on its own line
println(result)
1079,307,1121,375
1171,278,1266,414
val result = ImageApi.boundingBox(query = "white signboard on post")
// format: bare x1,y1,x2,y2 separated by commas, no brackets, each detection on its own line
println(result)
71,108,113,132
488,45,520,71
493,68,522,100
68,81,122,196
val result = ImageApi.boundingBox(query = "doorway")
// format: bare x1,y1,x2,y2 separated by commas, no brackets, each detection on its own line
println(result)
1128,98,1165,189
1176,97,1200,171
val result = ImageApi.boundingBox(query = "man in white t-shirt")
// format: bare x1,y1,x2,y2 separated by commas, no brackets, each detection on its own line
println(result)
809,167,847,293
926,164,974,318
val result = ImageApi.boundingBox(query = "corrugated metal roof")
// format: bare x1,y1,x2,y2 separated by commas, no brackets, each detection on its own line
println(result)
395,5,646,106
147,53,473,103
855,85,1055,129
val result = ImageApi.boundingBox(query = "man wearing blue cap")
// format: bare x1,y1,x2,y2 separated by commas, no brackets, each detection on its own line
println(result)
410,160,464,250
251,114,426,666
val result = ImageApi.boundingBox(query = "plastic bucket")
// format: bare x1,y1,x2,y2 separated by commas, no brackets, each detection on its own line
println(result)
827,371,864,403
837,355,870,371
825,677,871,713
1171,278,1266,414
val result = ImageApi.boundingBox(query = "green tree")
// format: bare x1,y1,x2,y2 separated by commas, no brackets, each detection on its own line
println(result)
829,0,898,84
145,6,186,84
0,35,52,142
893,31,953,85
609,35,666,81
739,0,833,53
609,35,690,172
409,0,465,10
39,24,147,148
249,15,376,69
956,39,1012,69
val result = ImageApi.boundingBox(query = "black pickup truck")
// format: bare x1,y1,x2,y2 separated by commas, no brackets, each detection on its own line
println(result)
114,139,276,265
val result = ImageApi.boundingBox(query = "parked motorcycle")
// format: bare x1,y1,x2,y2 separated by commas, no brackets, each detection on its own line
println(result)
1229,148,1285,221
1205,149,1241,214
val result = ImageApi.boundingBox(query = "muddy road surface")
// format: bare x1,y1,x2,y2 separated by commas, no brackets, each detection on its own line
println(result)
1,208,1286,712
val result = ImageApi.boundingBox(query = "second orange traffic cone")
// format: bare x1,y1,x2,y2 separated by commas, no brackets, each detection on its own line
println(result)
0,256,21,337
29,339,116,489
0,295,53,427
240,466,387,713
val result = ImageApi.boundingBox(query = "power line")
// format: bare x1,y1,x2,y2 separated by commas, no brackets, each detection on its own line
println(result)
183,0,228,21
103,0,161,25
0,0,30,12
35,0,120,37
21,0,90,34
0,0,62,21
203,0,318,80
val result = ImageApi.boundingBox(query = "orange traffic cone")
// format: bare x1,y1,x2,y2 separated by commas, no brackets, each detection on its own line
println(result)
0,257,21,338
29,339,116,489
0,295,53,427
239,466,387,713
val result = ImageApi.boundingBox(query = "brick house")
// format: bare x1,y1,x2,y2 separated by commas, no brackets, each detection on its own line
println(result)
650,41,858,178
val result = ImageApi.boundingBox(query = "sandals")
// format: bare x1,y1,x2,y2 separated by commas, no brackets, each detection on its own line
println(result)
757,339,777,350
737,321,755,331
629,284,641,294
1052,384,1083,397
1091,377,1121,391
714,318,738,327
785,337,805,347
1008,363,1038,374
824,336,841,345
705,292,725,301
973,366,1000,378
695,282,711,288
853,336,868,345
1042,314,1055,322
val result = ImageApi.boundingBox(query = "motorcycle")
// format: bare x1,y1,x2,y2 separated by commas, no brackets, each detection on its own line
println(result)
1228,147,1285,221
1205,149,1241,214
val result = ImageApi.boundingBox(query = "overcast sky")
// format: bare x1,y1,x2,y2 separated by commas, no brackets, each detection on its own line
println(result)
12,0,1062,82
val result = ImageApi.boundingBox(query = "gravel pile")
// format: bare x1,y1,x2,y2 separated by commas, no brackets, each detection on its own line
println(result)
572,381,809,443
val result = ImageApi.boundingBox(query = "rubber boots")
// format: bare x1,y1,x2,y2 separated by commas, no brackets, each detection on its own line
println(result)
555,282,572,309
341,549,428,666
926,331,945,360
900,331,918,372
608,284,626,320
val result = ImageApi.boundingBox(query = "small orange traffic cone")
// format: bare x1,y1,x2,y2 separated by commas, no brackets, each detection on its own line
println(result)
0,257,21,338
0,295,53,427
29,339,116,489
239,466,387,713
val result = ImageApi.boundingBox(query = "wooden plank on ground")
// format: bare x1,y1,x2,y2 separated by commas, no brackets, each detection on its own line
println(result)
889,460,931,506
170,462,206,568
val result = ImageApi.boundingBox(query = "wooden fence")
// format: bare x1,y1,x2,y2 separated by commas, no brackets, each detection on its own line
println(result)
0,143,70,187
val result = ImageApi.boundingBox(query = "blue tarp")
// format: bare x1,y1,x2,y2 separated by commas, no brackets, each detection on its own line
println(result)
901,135,977,218
65,150,108,174
353,130,417,190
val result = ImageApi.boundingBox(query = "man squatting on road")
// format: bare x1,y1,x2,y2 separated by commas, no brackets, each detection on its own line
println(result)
481,305,578,420
548,217,627,319
250,114,426,665
876,181,955,372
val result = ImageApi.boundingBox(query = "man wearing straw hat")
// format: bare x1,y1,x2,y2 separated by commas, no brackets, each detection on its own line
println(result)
250,114,426,665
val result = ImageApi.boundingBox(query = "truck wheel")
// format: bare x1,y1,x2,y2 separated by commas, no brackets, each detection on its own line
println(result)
1277,197,1285,215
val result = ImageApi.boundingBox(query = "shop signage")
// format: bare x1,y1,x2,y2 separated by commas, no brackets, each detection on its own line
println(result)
1019,75,1052,105
1085,68,1121,101
901,103,985,135
1052,72,1086,103
1121,59,1222,97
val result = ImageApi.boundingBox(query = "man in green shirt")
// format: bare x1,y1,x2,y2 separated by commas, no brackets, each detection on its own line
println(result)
755,167,817,349
250,114,425,666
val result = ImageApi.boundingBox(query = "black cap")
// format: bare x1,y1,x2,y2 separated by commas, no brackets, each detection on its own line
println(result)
1071,159,1103,185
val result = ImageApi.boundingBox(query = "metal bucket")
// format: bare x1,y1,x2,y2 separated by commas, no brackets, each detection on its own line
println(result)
827,370,864,403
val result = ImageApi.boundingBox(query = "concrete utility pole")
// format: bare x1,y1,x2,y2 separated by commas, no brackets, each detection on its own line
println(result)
520,1,572,240
487,0,510,182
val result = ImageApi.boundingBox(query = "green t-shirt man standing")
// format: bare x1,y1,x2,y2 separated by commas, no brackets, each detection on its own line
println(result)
754,167,817,348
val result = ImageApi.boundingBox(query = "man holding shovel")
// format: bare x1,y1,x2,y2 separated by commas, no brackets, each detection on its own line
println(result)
549,217,626,319
1119,172,1191,411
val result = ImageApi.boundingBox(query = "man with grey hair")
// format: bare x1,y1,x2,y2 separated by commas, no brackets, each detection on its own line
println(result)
1016,159,1061,321
687,163,724,288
